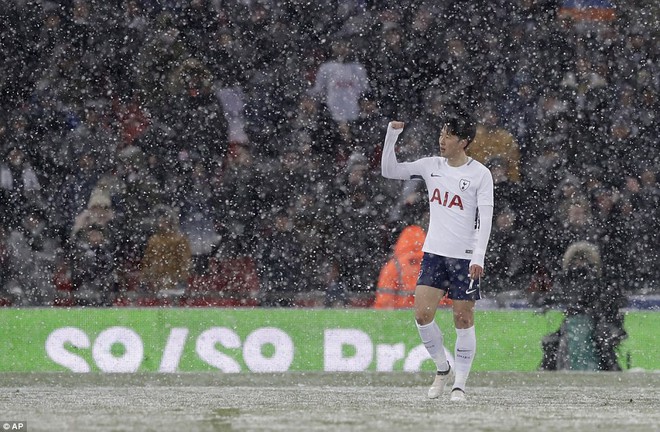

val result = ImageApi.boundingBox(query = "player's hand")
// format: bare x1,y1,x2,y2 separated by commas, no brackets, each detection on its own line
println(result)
469,264,484,280
390,121,405,129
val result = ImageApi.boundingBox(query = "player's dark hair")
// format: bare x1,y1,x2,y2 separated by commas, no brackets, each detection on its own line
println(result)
445,105,477,149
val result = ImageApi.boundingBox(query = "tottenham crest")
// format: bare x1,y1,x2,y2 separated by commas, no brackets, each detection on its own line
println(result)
459,178,471,191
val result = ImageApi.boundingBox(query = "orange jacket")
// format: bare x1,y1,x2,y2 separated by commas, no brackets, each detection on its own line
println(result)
374,225,452,309
468,125,521,182
374,225,423,309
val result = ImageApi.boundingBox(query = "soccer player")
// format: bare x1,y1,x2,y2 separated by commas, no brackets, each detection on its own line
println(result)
381,108,494,402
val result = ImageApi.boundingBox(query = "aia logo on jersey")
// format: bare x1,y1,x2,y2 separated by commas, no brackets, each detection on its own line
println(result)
430,189,464,210
459,179,471,191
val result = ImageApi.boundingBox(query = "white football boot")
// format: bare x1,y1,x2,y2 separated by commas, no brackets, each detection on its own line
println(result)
427,365,454,399
450,387,466,402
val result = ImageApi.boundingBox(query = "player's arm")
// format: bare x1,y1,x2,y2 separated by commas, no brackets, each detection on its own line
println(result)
308,63,327,98
469,170,495,279
469,204,494,279
381,121,412,180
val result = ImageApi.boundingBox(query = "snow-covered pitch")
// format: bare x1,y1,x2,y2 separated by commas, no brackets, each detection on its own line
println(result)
1,371,658,431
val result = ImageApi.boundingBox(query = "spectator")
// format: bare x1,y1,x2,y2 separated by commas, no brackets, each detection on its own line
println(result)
139,205,192,294
309,38,370,125
488,156,523,217
374,224,425,309
0,1,658,307
0,223,13,305
257,208,302,307
211,142,261,257
501,79,540,161
366,22,410,118
0,146,42,229
71,188,116,239
468,102,522,182
206,25,243,89
408,90,452,157
349,92,388,170
636,165,660,289
402,6,444,112
70,224,116,306
590,186,628,290
290,95,330,158
165,58,230,169
135,11,190,111
284,144,333,297
519,140,568,267
176,0,220,59
617,173,658,291
54,149,104,237
486,206,527,294
330,152,388,302
4,206,59,305
323,259,348,308
64,99,119,173
114,88,152,149
111,145,162,272
546,194,600,277
385,178,427,241
539,241,627,371
178,160,220,274
436,31,477,104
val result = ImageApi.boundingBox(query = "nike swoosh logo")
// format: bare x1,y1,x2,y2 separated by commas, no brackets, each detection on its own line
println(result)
431,173,442,177
457,349,471,352
465,279,477,295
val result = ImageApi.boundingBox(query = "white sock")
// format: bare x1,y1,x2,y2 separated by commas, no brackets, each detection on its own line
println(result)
416,320,449,372
453,326,476,390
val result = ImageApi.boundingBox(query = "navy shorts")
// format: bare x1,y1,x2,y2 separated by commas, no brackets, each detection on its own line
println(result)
417,253,481,301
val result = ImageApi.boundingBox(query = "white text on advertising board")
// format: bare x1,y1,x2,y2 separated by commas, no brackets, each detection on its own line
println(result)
45,327,439,372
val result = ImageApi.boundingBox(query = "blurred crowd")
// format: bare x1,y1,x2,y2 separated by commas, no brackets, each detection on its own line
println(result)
0,0,658,307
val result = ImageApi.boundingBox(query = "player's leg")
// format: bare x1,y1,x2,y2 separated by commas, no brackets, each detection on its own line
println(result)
451,299,476,401
415,253,457,398
415,253,450,372
445,258,480,401
415,284,450,369
415,284,454,399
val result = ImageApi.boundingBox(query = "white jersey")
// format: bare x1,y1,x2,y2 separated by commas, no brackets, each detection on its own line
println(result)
382,124,494,265
309,61,370,122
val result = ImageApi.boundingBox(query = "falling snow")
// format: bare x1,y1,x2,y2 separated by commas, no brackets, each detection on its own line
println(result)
0,2,657,317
